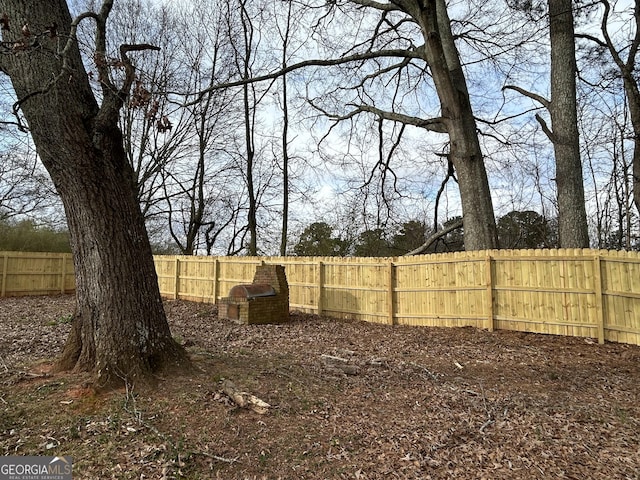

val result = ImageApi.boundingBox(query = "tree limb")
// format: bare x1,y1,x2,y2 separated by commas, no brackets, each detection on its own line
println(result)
404,218,464,255
502,85,550,109
534,113,555,143
355,104,448,132
574,32,607,48
309,99,448,133
349,0,402,12
176,46,425,105
5,9,101,129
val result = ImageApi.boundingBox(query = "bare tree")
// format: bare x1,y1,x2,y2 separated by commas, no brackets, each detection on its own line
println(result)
275,0,294,256
313,0,498,250
192,0,499,250
229,0,261,255
160,0,243,254
0,146,57,221
505,0,590,248
576,0,640,229
581,87,636,249
0,0,188,387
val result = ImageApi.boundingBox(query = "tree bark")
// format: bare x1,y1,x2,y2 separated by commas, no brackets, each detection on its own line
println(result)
617,9,640,225
577,0,640,238
417,0,498,250
0,0,188,387
549,0,589,247
632,99,640,220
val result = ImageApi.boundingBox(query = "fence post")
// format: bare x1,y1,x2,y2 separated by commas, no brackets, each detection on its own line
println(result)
212,258,218,303
60,254,66,294
388,261,396,325
174,257,180,300
593,253,605,344
1,253,7,297
485,254,494,332
317,260,324,316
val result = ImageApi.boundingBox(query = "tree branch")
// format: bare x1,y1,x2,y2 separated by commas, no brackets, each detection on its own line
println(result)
176,46,425,105
119,43,161,97
354,104,448,132
534,113,555,143
503,85,550,109
310,97,447,133
404,218,464,255
349,0,402,12
7,9,100,129
574,32,607,48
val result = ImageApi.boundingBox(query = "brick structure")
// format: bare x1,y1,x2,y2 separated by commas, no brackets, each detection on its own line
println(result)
218,264,289,325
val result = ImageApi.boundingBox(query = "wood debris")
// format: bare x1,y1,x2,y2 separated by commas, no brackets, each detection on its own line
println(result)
321,353,359,375
220,379,271,414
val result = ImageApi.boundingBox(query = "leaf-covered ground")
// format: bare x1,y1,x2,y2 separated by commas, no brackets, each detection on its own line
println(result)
1,294,639,479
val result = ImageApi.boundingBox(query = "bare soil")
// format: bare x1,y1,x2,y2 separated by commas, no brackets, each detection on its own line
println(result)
1,295,639,479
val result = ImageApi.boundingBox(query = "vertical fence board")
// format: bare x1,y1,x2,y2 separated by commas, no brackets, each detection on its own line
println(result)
2,250,639,347
1,253,7,297
174,258,180,299
593,254,605,344
485,255,494,331
317,260,324,315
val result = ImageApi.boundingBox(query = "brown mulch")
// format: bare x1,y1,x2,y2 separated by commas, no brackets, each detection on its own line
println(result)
1,294,639,479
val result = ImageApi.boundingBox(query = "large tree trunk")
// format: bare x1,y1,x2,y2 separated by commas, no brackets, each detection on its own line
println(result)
549,0,589,248
634,126,640,220
0,0,188,387
419,0,498,250
621,77,640,224
630,1,640,230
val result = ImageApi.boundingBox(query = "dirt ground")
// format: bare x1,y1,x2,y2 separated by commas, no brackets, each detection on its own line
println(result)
0,295,639,479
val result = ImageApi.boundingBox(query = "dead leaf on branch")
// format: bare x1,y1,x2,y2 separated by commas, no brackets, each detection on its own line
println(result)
156,115,172,132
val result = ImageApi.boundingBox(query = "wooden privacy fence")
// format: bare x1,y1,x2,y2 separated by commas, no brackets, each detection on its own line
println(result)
155,249,640,346
2,249,639,346
0,251,74,296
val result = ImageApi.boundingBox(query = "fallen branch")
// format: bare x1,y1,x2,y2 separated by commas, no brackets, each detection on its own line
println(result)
479,418,494,433
193,451,239,464
320,354,350,363
404,219,464,255
221,379,271,414
478,383,494,433
321,354,359,375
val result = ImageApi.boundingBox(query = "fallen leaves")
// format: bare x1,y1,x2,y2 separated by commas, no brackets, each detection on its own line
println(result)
0,296,639,479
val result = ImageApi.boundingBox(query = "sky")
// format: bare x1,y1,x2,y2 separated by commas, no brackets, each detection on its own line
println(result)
1,0,638,253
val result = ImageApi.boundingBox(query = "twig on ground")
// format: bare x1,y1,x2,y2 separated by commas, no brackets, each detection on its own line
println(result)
193,451,240,464
408,361,440,382
478,383,494,433
321,354,360,375
320,354,349,363
0,356,8,372
122,377,143,424
36,382,64,391
479,418,495,433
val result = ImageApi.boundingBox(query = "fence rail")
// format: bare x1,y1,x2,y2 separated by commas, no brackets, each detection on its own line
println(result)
0,251,74,297
2,249,639,346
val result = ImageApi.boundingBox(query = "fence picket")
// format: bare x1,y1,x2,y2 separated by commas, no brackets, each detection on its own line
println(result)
1,250,639,347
